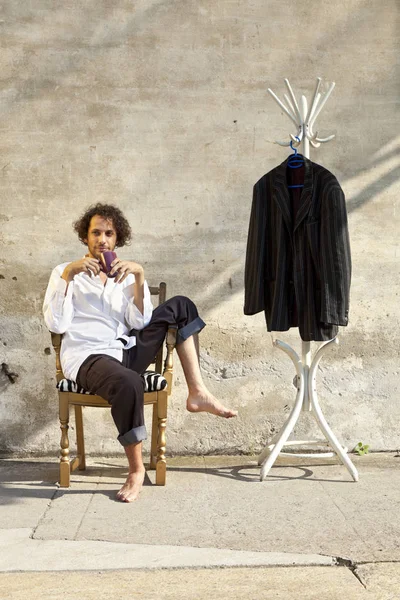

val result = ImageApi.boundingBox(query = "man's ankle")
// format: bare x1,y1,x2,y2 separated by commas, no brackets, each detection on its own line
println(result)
127,466,145,476
187,384,208,396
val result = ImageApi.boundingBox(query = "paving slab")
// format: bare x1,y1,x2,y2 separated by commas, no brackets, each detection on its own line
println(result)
356,562,400,598
27,454,400,563
0,566,371,600
0,460,58,529
0,528,334,572
320,470,400,562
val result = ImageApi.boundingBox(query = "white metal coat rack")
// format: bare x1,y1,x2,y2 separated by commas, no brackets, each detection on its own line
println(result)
257,77,358,482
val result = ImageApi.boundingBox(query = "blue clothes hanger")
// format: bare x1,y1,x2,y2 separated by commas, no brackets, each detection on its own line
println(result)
287,136,304,189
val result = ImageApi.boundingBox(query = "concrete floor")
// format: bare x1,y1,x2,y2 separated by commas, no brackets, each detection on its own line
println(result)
1,453,400,598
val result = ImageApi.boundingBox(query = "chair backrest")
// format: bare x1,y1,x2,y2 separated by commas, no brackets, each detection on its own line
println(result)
51,282,167,382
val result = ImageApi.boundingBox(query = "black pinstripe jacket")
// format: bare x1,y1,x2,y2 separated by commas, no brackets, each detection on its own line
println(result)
244,156,351,342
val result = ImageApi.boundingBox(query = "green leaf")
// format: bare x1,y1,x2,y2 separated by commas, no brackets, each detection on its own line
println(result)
353,441,370,455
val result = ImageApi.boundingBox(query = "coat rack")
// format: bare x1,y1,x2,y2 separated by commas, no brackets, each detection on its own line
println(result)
258,77,358,482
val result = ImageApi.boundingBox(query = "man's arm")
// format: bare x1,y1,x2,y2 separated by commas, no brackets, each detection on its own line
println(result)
110,258,153,329
43,258,102,333
43,264,75,334
132,268,145,315
109,259,145,315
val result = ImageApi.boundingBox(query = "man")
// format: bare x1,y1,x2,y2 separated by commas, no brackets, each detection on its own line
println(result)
43,203,237,502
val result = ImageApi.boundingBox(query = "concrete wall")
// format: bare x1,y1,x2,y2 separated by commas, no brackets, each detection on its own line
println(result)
0,0,399,457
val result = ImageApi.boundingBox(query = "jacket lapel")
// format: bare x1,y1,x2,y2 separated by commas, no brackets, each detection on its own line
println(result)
293,156,313,232
272,160,292,234
272,156,314,234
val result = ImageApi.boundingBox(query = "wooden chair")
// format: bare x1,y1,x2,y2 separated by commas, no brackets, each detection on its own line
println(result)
50,282,177,488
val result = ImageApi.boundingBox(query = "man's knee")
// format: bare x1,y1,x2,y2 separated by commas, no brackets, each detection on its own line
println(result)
168,295,196,310
112,369,143,395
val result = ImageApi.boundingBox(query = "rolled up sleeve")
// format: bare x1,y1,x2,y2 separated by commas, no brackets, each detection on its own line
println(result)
125,280,153,330
43,266,75,333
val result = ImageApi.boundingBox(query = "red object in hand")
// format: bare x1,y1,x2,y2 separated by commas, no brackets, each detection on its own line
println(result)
100,251,118,277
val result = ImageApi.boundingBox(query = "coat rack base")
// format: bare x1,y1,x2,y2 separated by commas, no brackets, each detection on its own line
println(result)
258,337,359,483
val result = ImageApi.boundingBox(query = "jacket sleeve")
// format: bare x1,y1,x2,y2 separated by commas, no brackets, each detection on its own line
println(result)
43,265,75,334
320,185,351,326
244,181,267,315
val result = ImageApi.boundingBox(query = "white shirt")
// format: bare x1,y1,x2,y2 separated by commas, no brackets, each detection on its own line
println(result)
43,262,153,382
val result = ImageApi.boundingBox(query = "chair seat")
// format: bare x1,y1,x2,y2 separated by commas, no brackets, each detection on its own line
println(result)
57,370,168,394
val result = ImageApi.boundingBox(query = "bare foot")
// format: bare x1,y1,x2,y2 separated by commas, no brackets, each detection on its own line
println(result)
187,390,238,418
116,468,145,503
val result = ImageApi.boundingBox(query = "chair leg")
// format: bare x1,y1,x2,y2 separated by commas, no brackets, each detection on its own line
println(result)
156,392,167,486
74,405,86,471
59,394,70,487
149,403,158,470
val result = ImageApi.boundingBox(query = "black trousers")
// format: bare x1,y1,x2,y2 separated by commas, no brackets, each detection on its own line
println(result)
76,296,205,446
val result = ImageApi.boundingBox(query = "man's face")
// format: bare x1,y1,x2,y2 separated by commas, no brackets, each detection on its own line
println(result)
84,215,117,259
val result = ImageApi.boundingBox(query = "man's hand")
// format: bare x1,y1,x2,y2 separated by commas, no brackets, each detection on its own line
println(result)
62,257,101,283
109,259,144,285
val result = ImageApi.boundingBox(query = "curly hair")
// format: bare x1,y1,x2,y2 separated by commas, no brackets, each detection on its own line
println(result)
73,203,132,248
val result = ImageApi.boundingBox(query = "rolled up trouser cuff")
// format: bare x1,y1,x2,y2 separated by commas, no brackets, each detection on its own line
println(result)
117,425,147,447
177,316,206,343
